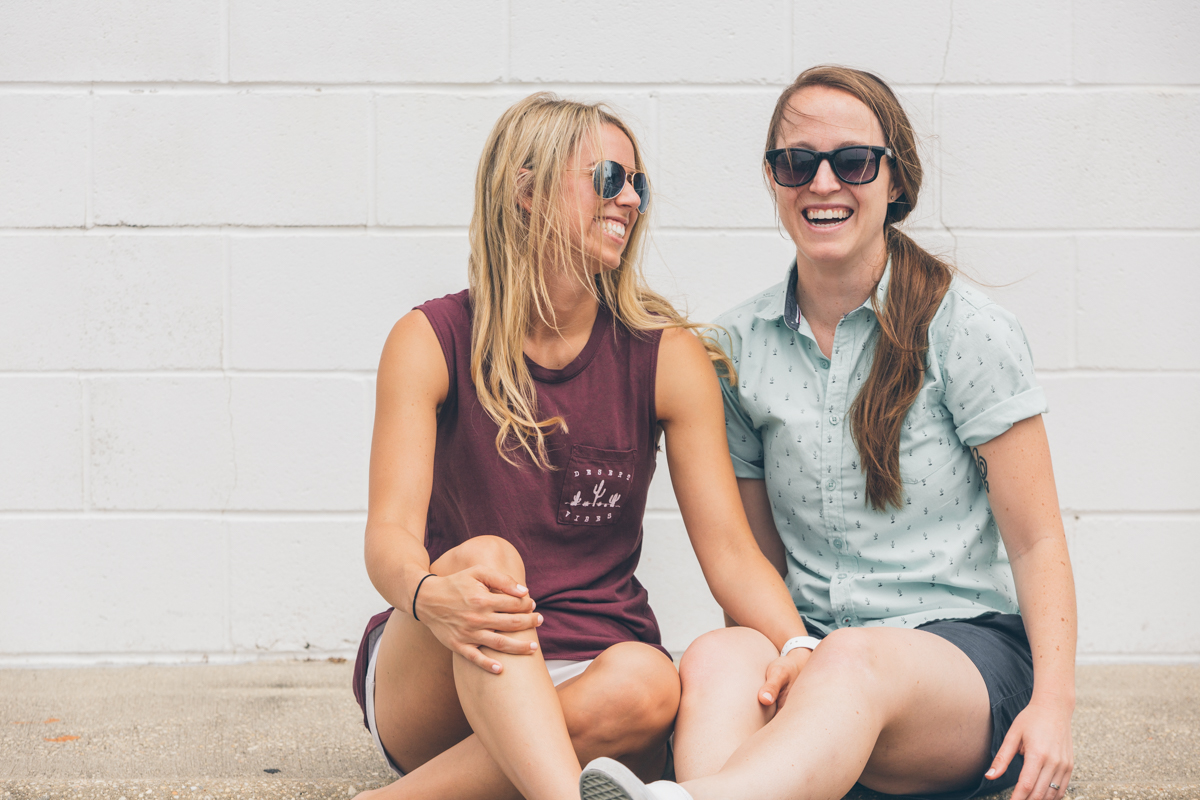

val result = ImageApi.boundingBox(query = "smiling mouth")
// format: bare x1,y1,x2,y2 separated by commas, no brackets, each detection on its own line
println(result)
600,218,626,239
804,208,852,226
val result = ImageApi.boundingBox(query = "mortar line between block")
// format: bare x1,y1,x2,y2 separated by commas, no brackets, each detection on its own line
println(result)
5,651,1198,666
2,82,1200,94
0,650,361,668
0,369,381,378
5,367,1194,380
1,226,1195,236
0,510,371,521
5,509,1199,521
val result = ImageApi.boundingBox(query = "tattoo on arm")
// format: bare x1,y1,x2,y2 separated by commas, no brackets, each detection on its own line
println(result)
971,446,990,494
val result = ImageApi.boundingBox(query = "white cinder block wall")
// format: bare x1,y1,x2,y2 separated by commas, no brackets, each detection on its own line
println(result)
2,1,1198,665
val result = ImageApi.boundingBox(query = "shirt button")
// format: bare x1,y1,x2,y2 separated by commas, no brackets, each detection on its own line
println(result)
833,539,843,549
826,479,836,490
829,414,839,425
837,573,848,579
819,358,830,369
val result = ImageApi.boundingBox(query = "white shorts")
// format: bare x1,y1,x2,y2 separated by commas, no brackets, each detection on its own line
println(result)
365,627,594,776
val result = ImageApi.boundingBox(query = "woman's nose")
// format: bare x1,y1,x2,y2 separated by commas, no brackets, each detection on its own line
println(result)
809,158,841,194
614,175,641,209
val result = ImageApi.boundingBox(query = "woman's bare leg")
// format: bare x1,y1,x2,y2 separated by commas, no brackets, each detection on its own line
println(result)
675,625,993,800
555,641,678,780
673,627,780,779
366,536,678,800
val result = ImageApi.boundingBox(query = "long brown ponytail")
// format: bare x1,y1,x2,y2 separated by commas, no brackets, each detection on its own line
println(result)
766,66,954,510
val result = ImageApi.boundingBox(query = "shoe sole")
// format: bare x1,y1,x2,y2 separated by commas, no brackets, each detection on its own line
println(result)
580,770,638,800
579,757,645,800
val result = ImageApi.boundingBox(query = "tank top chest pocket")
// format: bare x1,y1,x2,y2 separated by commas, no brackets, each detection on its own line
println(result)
557,445,638,526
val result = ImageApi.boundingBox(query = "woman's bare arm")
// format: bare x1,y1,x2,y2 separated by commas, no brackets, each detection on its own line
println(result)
365,310,539,673
972,414,1076,800
722,479,786,627
736,478,787,577
364,310,446,612
656,328,810,701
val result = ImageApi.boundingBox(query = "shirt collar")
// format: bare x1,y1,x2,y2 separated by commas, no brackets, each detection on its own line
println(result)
755,257,893,331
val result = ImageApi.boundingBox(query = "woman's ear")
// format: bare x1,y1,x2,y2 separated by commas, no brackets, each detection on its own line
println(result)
515,168,533,213
764,161,780,195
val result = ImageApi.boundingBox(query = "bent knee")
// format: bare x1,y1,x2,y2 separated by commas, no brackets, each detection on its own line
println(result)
804,627,885,683
568,643,679,752
432,535,526,580
679,626,777,689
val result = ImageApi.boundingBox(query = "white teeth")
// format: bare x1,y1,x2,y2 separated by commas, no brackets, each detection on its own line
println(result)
805,208,851,221
601,219,626,238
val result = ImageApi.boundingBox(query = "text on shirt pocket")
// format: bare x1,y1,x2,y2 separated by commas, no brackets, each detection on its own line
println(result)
557,445,637,526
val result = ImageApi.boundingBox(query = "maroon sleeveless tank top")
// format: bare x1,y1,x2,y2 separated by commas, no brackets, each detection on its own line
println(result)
417,290,667,661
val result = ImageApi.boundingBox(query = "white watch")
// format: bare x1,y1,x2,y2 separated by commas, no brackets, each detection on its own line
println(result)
780,635,821,657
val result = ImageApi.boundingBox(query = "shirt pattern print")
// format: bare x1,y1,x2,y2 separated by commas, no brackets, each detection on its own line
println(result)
714,261,1048,633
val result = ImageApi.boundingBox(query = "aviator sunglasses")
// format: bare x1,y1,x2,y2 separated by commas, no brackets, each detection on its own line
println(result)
765,146,893,188
575,160,650,214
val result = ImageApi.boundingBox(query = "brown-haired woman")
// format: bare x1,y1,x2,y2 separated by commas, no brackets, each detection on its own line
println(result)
352,92,812,800
579,67,1077,800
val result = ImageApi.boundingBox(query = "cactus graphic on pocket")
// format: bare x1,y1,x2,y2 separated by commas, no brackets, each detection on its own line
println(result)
557,446,636,526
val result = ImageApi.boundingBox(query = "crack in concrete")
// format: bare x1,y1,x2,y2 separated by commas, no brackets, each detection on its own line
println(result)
941,0,955,84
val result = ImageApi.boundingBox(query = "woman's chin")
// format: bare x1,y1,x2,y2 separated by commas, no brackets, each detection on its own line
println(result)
794,236,885,272
796,244,855,269
595,250,625,272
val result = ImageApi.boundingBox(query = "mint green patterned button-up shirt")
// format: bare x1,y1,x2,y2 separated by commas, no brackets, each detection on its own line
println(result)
714,262,1047,633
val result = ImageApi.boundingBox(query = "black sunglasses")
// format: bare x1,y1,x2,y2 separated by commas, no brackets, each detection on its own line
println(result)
582,160,650,214
765,146,893,188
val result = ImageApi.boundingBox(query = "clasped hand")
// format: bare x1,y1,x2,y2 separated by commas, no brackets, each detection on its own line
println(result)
757,647,812,708
413,566,543,674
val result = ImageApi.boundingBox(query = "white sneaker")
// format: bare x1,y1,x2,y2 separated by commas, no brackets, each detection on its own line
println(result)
579,757,694,800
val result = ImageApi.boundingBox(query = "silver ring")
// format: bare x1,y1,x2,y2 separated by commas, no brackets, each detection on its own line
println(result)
1049,783,1060,790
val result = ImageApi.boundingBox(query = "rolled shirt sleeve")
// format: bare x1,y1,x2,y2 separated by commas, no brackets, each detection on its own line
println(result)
941,299,1048,447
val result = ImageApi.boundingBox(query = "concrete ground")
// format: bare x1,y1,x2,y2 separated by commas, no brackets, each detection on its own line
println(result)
1,662,1196,800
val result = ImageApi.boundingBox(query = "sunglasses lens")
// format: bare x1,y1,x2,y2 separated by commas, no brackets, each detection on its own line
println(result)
772,150,817,187
596,160,626,199
594,161,649,213
631,171,649,213
833,148,878,183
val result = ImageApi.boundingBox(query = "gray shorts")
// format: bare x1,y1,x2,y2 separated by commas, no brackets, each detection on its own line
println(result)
807,612,1034,800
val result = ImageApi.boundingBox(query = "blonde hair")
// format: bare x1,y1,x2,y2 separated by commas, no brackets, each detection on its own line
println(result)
468,92,729,469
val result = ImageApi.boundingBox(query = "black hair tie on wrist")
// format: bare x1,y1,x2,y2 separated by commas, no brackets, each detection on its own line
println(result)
412,573,436,622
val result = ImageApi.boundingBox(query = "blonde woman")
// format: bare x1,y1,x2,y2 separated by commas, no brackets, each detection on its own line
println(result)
351,94,809,800
579,67,1076,800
